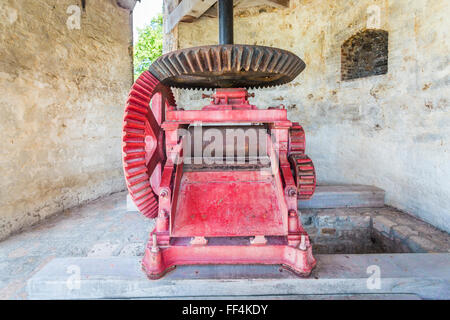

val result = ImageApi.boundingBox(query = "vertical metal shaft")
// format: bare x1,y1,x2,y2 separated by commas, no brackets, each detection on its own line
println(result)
219,0,233,45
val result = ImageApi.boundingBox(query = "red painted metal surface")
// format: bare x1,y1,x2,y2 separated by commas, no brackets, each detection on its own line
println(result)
172,171,285,237
165,109,288,124
122,85,317,279
291,154,317,200
142,241,316,279
202,88,257,110
122,71,176,218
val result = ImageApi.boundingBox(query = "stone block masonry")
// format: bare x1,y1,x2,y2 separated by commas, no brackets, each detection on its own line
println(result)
301,207,450,254
0,0,133,240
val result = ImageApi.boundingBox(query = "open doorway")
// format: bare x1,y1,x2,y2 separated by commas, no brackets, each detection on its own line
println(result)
133,0,164,80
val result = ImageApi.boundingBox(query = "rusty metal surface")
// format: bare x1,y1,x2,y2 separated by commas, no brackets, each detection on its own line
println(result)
148,44,306,89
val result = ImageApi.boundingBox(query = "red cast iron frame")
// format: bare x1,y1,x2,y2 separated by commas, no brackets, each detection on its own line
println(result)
123,72,317,279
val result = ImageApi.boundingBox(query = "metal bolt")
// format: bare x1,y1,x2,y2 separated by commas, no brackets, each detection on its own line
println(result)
160,190,168,198
288,188,297,197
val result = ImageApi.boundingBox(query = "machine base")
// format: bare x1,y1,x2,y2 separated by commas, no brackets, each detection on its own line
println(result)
142,238,316,279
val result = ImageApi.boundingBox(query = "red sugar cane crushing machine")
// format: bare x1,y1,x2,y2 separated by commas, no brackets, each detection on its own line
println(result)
123,0,317,279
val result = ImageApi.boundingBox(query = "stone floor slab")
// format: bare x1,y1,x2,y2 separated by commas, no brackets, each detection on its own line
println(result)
1,191,448,299
298,185,385,209
26,253,450,300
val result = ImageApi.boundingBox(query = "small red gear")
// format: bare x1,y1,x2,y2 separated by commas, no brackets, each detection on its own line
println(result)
288,123,316,201
290,154,316,201
122,71,176,218
289,122,306,155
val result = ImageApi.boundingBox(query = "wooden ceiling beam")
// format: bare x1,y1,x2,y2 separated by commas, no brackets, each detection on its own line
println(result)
235,0,290,10
166,0,290,32
167,0,217,32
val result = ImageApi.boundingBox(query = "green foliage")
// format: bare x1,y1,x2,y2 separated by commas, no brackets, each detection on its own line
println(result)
134,14,163,80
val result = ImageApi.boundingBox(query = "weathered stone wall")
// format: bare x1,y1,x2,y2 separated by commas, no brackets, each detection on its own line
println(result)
171,0,450,232
0,0,133,240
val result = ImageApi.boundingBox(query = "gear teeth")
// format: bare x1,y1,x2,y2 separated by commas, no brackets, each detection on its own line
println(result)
289,123,306,155
288,123,316,200
290,154,316,201
122,71,176,219
148,44,305,90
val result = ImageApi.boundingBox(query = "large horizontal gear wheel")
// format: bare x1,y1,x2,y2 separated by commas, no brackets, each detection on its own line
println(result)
148,44,306,89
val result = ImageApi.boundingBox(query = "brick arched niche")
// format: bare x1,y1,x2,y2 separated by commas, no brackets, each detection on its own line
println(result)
341,29,388,81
